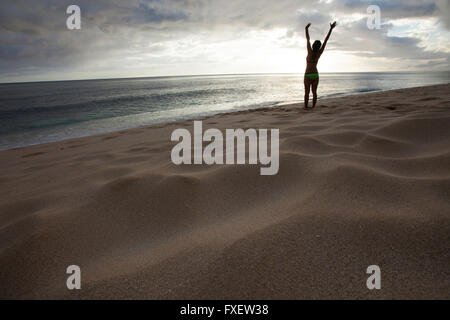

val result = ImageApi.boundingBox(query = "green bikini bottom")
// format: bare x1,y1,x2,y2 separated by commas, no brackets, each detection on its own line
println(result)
305,73,319,80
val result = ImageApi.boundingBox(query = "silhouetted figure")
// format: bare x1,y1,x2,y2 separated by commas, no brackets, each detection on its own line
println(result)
304,22,337,109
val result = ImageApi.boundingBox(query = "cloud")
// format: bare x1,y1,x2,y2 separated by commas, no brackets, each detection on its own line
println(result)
436,0,450,29
0,0,448,82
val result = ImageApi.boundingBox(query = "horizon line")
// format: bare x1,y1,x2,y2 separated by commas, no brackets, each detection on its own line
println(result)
1,70,449,85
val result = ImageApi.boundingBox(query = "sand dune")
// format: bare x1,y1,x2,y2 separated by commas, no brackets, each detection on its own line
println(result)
0,84,449,299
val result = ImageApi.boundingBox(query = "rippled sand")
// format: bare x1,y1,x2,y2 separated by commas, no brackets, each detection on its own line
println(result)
0,84,449,299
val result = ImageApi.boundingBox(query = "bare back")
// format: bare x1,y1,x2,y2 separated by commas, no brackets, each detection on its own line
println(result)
305,52,321,73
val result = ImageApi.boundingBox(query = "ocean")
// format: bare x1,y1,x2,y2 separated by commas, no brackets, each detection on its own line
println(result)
0,72,449,151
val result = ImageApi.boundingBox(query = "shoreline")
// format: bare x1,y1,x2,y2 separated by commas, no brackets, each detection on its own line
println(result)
1,83,448,153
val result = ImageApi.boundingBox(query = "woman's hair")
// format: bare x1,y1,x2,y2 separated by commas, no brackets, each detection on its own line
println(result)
312,40,322,54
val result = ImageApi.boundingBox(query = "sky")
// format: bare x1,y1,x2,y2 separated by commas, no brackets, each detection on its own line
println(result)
0,0,449,83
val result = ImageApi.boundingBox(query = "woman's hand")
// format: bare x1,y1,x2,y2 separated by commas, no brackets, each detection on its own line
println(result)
306,23,311,29
330,21,337,29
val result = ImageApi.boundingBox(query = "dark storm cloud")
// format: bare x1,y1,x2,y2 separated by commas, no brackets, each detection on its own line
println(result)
127,2,188,23
341,0,437,17
0,0,448,81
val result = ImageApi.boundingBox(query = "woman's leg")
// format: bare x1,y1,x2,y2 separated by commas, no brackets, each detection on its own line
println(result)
304,76,311,109
311,78,319,108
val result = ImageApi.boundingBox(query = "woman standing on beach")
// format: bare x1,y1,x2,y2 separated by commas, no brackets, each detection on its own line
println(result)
304,21,337,109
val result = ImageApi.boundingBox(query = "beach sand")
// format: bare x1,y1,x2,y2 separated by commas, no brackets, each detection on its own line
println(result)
0,84,449,299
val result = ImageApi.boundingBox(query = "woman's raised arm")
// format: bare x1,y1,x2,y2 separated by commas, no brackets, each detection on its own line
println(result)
319,21,337,55
305,23,312,53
